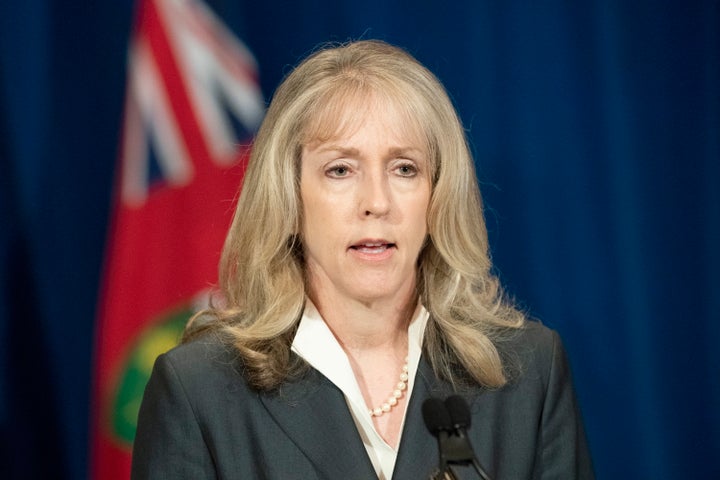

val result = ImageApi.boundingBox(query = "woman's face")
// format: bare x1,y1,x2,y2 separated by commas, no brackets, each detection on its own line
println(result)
300,101,431,306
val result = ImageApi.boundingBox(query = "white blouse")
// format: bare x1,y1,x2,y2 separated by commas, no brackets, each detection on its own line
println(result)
291,300,429,480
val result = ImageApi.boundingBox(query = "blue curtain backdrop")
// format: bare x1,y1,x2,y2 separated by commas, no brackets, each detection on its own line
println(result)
1,1,718,478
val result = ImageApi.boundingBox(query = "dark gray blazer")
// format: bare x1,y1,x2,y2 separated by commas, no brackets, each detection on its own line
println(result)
131,321,594,479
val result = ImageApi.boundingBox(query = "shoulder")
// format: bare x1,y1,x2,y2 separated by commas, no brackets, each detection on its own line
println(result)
150,332,252,398
163,331,239,368
500,321,594,477
134,334,268,477
507,319,560,362
497,320,569,393
461,322,593,477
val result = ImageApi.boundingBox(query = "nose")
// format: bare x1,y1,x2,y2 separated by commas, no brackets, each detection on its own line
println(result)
359,170,391,218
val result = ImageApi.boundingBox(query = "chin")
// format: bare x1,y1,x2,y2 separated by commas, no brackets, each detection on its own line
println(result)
349,278,413,304
351,289,391,304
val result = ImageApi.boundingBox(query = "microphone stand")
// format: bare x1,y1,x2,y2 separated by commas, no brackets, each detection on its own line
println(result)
440,429,492,480
423,396,493,480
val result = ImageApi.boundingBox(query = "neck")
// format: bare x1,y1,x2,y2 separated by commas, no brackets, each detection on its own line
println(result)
308,289,417,354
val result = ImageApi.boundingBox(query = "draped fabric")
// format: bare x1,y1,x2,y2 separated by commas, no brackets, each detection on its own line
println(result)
1,1,718,478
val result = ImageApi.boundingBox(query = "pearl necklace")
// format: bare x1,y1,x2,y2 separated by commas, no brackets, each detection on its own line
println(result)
368,357,409,417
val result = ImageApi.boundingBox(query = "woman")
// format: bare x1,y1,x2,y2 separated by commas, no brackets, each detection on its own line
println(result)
132,40,594,479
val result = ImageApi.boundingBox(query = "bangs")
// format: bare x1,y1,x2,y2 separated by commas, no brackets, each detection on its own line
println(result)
300,79,434,160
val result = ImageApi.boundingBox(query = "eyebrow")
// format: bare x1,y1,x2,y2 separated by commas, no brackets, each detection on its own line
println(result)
312,145,424,159
314,145,360,157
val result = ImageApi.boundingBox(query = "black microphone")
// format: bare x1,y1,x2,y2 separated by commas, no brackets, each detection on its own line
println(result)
422,398,455,479
422,398,453,437
444,395,492,480
445,395,471,431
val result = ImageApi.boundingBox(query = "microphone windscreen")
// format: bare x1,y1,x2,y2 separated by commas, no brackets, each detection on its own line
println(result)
445,395,472,428
422,398,452,435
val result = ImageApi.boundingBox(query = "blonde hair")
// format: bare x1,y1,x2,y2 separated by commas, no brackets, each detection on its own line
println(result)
185,40,525,390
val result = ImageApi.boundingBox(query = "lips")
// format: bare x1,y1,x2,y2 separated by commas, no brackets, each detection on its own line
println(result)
349,240,396,254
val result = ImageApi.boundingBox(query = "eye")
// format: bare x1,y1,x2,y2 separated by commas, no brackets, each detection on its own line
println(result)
325,163,351,178
394,162,418,177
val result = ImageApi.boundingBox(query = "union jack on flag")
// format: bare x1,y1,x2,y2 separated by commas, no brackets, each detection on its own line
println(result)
120,0,264,204
91,0,264,477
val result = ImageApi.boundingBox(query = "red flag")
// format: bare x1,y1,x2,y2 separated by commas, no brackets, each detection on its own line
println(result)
90,0,264,476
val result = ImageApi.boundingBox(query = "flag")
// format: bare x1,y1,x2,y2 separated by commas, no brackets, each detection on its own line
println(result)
90,0,264,477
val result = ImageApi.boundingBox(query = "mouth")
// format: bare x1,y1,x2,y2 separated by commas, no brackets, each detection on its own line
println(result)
349,241,396,254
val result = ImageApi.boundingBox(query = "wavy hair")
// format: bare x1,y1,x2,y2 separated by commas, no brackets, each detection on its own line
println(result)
184,40,525,390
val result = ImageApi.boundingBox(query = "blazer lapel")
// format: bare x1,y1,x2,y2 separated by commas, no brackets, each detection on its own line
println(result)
392,357,457,480
259,366,377,480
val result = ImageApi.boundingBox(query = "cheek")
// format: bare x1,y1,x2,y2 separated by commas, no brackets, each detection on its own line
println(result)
406,195,431,248
303,192,331,225
301,191,341,251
